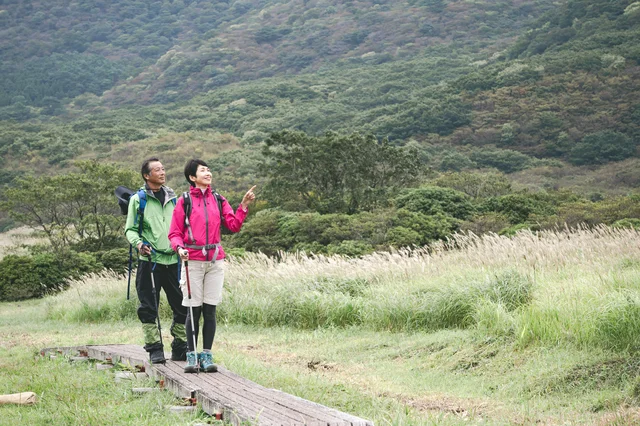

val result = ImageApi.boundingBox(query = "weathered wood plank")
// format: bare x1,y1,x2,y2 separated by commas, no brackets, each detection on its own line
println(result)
195,369,350,425
43,344,374,426
160,360,315,424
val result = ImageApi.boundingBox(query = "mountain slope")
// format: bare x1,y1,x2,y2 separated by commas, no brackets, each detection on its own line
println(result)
0,0,556,111
0,0,639,198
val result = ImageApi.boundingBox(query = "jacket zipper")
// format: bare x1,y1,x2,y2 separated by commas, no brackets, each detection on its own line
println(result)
203,195,210,261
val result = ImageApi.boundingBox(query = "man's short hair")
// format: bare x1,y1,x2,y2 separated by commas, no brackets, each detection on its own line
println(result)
141,157,160,181
184,159,209,187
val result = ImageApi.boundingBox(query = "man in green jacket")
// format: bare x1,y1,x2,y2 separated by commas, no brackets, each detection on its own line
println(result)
125,157,187,364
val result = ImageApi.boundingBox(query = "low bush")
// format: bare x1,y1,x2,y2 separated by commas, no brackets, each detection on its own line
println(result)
0,250,101,301
100,247,130,275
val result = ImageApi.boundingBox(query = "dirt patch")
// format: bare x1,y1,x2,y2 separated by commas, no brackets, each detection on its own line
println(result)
596,407,640,425
385,392,497,421
226,341,500,419
307,359,335,371
407,396,487,415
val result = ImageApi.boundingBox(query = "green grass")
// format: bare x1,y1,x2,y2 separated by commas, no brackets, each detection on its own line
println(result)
0,309,207,425
4,226,640,424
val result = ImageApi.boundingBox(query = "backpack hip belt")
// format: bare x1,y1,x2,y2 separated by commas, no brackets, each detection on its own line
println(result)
184,243,221,262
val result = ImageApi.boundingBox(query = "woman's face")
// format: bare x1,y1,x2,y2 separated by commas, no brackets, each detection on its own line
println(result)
191,165,212,188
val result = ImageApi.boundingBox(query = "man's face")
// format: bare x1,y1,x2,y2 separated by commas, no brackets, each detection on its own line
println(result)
145,161,166,186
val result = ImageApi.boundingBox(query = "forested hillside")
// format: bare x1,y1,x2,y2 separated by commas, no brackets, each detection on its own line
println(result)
1,0,550,110
1,0,640,262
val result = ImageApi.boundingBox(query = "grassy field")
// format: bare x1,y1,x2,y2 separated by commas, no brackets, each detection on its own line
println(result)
0,227,47,260
2,226,640,425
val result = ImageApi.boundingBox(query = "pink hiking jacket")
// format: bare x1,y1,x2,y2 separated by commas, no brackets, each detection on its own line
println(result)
169,185,247,262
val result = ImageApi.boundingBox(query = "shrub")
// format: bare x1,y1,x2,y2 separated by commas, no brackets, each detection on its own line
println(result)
394,186,475,220
434,171,512,198
229,203,468,256
613,218,640,230
386,226,423,248
569,131,636,165
470,149,533,173
391,209,461,244
0,255,61,301
460,212,511,235
482,193,555,224
438,152,476,172
0,250,101,301
100,248,130,275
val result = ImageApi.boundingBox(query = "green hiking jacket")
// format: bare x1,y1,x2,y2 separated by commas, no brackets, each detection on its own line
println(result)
124,185,178,265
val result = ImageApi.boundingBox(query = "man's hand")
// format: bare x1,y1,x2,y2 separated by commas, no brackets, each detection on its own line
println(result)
241,185,257,210
137,242,152,256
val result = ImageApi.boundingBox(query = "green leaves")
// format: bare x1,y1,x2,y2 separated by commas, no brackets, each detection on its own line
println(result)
261,131,422,214
569,130,636,165
0,251,101,301
394,186,475,220
0,161,138,250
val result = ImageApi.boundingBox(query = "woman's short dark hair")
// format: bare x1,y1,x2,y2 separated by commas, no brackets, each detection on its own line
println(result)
141,157,160,181
184,159,209,186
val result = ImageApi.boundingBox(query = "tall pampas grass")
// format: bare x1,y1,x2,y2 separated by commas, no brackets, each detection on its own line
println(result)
46,225,640,351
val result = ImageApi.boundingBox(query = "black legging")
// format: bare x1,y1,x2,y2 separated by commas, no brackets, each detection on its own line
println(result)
186,303,216,352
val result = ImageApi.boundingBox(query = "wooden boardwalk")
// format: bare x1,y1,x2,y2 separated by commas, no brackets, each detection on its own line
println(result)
42,344,373,426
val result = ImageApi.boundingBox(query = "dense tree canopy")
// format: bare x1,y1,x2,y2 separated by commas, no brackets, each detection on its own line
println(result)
0,161,138,249
261,131,422,213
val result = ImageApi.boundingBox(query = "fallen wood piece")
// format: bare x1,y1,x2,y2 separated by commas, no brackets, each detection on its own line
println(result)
0,392,37,405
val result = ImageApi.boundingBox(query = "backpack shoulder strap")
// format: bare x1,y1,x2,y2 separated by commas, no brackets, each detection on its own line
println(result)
182,191,192,218
137,189,147,210
182,192,194,243
136,189,147,237
213,191,225,228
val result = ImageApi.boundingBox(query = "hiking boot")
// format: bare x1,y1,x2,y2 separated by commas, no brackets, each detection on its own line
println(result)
171,348,187,361
149,348,166,364
170,341,187,361
198,351,218,373
184,351,199,373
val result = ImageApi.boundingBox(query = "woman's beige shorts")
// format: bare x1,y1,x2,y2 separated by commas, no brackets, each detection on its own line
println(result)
180,259,225,306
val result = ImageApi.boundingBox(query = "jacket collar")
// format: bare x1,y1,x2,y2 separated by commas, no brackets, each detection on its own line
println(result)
143,184,176,200
189,185,211,198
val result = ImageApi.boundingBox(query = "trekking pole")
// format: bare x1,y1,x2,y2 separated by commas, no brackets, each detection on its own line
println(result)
146,248,164,350
184,260,199,373
126,244,133,300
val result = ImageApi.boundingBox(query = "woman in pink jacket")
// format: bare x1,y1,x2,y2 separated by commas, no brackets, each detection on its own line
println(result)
169,158,256,373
